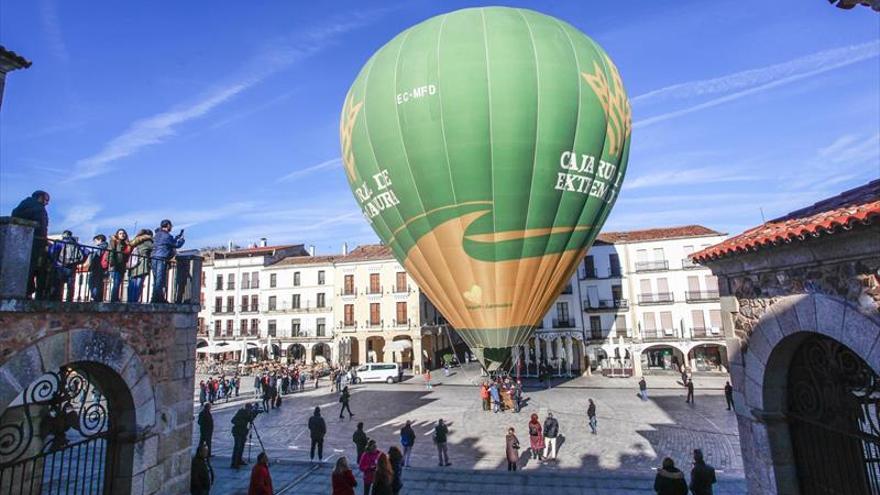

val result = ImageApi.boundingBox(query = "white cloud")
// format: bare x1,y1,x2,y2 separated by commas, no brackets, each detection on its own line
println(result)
623,166,755,190
818,132,880,165
67,10,389,182
277,158,342,182
632,40,880,128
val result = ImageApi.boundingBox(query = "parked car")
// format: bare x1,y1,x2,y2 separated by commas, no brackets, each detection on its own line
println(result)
353,363,399,384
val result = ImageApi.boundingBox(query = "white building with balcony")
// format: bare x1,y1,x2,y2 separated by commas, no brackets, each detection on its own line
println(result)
577,225,728,376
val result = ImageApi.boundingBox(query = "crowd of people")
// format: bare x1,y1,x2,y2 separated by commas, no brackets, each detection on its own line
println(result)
10,190,187,303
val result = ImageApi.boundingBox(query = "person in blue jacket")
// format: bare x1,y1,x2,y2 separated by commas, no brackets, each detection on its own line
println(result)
150,219,185,303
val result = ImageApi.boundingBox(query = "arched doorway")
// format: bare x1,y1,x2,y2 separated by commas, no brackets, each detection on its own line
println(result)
688,344,728,372
349,337,360,367
389,336,413,369
641,345,685,372
783,335,879,494
366,336,385,363
0,363,135,494
287,344,306,363
312,343,331,364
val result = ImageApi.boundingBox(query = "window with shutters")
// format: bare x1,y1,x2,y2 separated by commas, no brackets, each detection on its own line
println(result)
251,272,259,289
293,272,301,286
660,311,674,335
344,275,354,295
292,319,301,337
709,309,722,333
215,275,222,290
214,297,222,313
226,319,233,336
227,273,234,290
268,320,277,337
583,255,596,278
317,293,325,308
344,304,354,326
317,318,326,337
396,302,407,325
369,303,380,326
269,273,277,288
292,294,300,309
589,316,602,339
317,270,325,285
226,296,234,313
242,272,250,290
615,315,627,337
643,312,657,338
242,319,248,335
369,273,380,294
609,253,621,276
241,295,249,312
214,320,221,336
692,310,707,336
251,319,259,334
268,296,277,311
250,295,258,312
396,272,407,293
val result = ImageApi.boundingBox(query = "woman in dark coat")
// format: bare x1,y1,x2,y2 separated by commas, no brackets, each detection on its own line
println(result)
505,427,520,471
370,452,394,495
108,229,129,302
387,446,404,495
331,456,357,495
127,229,153,303
248,452,273,495
653,457,688,495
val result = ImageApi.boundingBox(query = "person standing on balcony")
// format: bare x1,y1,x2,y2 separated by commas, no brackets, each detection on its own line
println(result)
48,230,85,302
87,234,108,302
127,229,153,303
11,190,50,299
108,229,129,302
150,219,184,303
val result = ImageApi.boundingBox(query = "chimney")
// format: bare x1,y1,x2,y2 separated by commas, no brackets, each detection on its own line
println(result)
342,242,349,256
259,237,267,248
227,240,233,252
308,245,316,257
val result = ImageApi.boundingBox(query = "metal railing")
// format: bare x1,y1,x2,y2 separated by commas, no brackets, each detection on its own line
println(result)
638,292,674,305
682,257,701,269
552,318,575,328
691,327,723,339
685,290,720,302
641,328,677,340
36,238,201,305
634,260,669,272
583,299,629,311
579,267,623,279
366,285,383,295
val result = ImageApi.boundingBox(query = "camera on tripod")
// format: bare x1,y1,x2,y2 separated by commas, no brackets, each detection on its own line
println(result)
251,401,267,415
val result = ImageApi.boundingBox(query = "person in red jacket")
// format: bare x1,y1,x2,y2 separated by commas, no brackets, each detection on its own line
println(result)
248,452,273,495
331,456,358,495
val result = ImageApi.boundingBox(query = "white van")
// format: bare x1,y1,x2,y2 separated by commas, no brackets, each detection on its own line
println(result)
354,363,399,384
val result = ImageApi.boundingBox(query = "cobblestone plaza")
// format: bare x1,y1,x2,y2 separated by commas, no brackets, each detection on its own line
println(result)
195,366,745,494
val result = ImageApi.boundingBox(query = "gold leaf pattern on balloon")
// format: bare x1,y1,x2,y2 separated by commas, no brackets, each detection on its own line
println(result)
581,55,632,159
340,93,364,182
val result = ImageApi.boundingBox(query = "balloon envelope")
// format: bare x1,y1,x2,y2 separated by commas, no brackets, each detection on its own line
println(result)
340,6,631,369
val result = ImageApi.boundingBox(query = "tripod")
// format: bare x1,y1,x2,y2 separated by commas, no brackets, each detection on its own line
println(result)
246,418,266,463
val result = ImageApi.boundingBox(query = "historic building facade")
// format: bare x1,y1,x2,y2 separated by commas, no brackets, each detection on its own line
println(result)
694,180,880,494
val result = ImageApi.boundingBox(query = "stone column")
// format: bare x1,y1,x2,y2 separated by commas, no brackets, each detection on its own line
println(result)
0,217,35,299
357,336,368,366
305,344,313,364
535,337,542,366
412,337,423,374
632,346,643,376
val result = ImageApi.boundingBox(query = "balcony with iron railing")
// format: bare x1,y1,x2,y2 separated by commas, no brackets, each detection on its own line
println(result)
392,285,412,295
552,318,575,329
634,260,669,272
392,318,413,328
578,266,623,280
339,321,357,331
560,284,573,295
265,303,331,314
640,328,677,341
638,292,674,305
340,288,356,297
366,285,383,296
583,299,629,311
685,290,720,302
366,320,383,330
682,257,701,269
588,328,606,340
690,327,724,339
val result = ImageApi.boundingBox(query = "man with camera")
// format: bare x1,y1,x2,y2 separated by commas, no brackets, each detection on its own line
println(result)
150,218,185,303
230,403,258,468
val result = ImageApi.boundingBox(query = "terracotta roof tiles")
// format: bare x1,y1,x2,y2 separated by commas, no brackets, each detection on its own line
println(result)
693,179,880,262
340,244,394,262
597,225,723,243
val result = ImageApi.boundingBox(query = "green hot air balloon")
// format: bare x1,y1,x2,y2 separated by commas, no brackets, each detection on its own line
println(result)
340,6,631,370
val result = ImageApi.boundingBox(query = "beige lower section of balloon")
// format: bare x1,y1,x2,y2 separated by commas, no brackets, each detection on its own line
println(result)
403,210,585,334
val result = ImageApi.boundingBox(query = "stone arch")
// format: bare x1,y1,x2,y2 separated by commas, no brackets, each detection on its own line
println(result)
312,343,331,364
687,343,728,372
366,336,385,363
0,329,156,493
640,343,687,371
287,344,306,363
741,294,880,493
348,337,360,367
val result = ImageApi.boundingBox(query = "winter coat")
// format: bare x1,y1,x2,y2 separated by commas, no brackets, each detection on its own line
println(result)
653,466,688,495
489,386,500,402
247,463,273,495
480,385,489,400
587,403,596,419
88,241,108,274
690,461,717,495
331,469,357,495
433,423,448,443
128,234,153,278
197,409,213,435
11,196,48,239
505,433,520,463
390,456,403,493
372,475,393,495
528,421,544,451
190,455,213,495
353,429,368,452
152,229,184,260
49,235,85,269
108,236,129,272
358,450,381,484
400,425,415,447
308,413,326,440
543,417,559,438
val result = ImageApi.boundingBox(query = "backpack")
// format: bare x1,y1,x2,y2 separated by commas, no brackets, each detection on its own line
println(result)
60,241,84,266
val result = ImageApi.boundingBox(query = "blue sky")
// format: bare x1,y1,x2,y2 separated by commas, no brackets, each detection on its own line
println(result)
1,0,878,253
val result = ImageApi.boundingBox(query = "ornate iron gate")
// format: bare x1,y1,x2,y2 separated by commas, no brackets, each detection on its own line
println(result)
0,367,113,495
787,335,880,494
